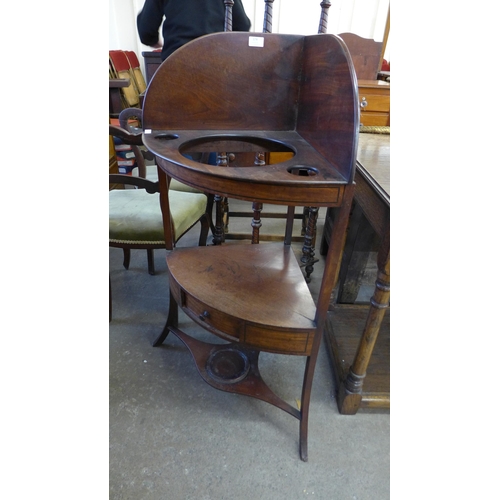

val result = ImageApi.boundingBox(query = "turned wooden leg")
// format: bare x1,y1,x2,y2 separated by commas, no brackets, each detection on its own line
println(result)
212,152,228,245
337,224,390,414
251,202,262,244
250,152,265,244
301,206,319,282
212,194,225,245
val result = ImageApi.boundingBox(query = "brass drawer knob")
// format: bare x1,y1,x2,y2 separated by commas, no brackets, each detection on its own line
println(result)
199,310,210,321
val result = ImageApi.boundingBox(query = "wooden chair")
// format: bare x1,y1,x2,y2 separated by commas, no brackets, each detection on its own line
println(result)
109,124,211,319
118,107,217,235
123,51,147,95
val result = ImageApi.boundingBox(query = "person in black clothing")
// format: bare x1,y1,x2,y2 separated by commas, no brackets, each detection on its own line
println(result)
137,0,252,61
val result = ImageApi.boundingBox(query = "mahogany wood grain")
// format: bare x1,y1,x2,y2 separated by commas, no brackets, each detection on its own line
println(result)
167,243,316,354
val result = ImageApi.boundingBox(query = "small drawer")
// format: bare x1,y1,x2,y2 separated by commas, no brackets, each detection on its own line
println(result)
243,324,314,355
359,94,390,113
180,289,243,342
360,112,390,127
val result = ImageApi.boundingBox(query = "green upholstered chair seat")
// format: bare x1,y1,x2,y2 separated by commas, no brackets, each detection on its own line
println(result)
109,188,207,244
169,178,202,193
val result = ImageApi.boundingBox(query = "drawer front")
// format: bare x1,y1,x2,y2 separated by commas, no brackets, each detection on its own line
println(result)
243,324,314,355
180,288,243,342
171,280,315,355
360,112,390,127
359,94,390,113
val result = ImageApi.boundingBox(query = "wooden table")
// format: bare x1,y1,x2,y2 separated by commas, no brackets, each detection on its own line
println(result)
321,132,390,414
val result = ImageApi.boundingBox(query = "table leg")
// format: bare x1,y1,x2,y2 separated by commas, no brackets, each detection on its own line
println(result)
337,223,390,414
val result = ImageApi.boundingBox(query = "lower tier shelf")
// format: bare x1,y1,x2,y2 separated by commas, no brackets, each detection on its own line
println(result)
324,304,390,413
166,243,318,355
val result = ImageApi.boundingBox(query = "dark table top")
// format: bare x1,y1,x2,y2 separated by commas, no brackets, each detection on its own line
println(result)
356,133,390,205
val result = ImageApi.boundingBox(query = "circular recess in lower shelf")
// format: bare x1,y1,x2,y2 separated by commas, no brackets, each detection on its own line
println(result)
206,348,250,384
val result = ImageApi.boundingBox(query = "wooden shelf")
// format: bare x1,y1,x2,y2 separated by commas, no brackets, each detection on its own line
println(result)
167,243,317,354
324,304,390,412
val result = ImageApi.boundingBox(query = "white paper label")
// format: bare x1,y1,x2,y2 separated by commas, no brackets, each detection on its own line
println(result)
248,36,264,48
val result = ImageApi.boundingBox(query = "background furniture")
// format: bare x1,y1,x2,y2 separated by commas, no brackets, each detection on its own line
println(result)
358,80,390,127
142,51,163,84
109,124,211,299
109,78,130,118
321,132,390,414
338,33,390,127
109,50,148,114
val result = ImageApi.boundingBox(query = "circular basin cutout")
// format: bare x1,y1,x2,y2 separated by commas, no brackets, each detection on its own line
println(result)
179,135,295,166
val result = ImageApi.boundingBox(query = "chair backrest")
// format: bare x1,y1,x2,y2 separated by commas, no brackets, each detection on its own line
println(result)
124,51,147,94
109,50,140,107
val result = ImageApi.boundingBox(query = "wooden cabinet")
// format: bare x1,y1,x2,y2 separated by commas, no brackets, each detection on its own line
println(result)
141,51,162,84
358,80,390,127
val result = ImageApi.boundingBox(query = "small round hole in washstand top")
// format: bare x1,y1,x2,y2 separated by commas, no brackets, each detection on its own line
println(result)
287,166,318,176
155,133,180,140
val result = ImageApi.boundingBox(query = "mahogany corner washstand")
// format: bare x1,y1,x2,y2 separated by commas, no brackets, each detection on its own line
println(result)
141,31,359,461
